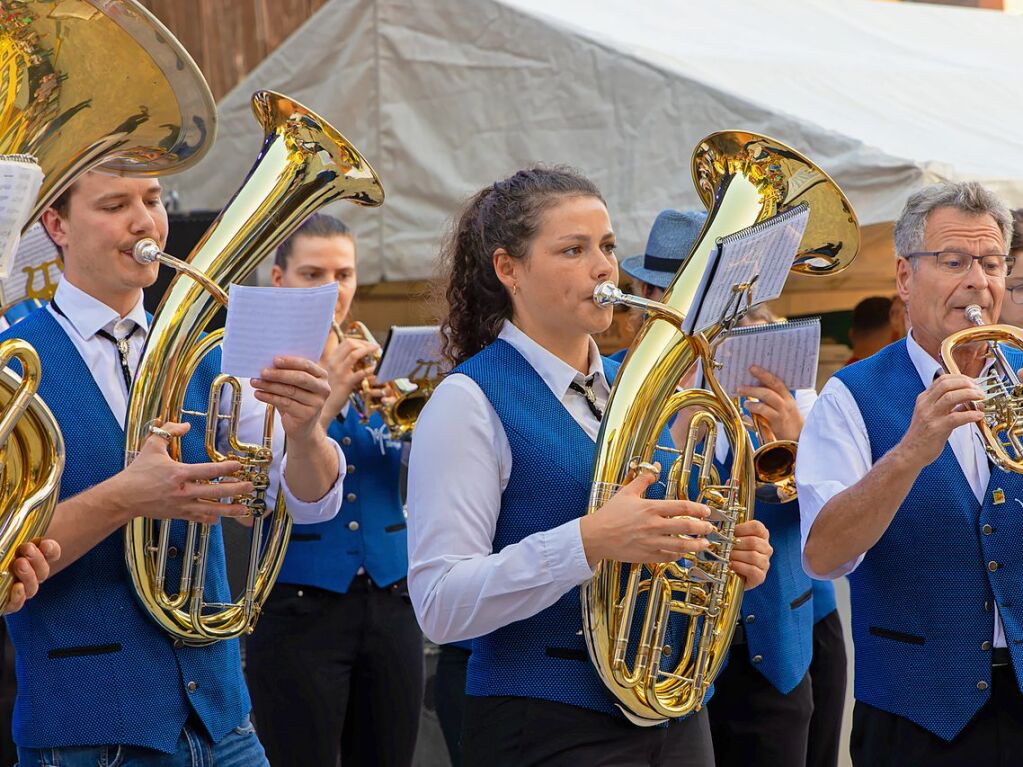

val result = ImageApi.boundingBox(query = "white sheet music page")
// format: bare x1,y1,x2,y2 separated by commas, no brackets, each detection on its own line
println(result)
221,283,338,378
714,317,821,397
683,205,810,335
375,326,446,381
0,158,43,278
0,223,61,306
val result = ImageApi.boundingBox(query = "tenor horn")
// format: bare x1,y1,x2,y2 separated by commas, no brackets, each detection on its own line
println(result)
0,0,216,608
583,131,859,722
124,91,384,645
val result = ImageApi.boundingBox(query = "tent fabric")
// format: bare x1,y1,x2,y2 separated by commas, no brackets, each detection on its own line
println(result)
163,0,1023,285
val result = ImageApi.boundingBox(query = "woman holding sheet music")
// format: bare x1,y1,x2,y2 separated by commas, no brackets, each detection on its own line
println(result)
245,213,423,767
406,166,772,767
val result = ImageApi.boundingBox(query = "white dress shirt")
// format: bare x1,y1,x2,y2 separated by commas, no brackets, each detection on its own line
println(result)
407,321,608,644
46,278,345,524
796,330,1005,646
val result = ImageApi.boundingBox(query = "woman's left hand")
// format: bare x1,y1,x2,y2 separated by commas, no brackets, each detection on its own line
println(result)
729,519,772,590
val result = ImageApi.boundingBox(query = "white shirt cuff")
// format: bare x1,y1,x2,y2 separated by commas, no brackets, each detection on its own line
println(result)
279,439,346,524
544,518,596,586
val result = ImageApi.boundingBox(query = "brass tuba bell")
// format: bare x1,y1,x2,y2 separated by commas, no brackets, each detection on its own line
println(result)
0,0,216,608
584,131,859,722
124,91,384,645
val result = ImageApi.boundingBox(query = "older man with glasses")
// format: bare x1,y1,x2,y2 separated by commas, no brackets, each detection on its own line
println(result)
795,181,1023,765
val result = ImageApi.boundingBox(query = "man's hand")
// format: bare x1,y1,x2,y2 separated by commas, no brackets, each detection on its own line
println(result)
119,421,253,524
319,339,381,423
894,373,984,470
251,356,333,445
738,366,804,442
2,540,60,615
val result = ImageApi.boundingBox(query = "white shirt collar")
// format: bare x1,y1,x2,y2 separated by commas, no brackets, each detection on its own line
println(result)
497,320,607,401
905,328,993,386
52,278,149,342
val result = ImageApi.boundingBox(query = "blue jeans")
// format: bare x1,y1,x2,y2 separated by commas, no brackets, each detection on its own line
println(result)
15,717,269,767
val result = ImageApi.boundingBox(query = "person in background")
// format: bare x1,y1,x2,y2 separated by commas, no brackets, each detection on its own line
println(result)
845,296,894,365
998,208,1023,327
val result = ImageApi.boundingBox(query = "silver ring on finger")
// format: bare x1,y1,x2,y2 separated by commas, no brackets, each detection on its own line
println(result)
148,424,172,441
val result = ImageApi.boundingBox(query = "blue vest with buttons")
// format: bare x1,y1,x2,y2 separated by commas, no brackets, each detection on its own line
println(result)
1,309,249,752
812,578,837,624
276,411,406,592
713,446,814,694
835,338,1023,741
455,339,705,718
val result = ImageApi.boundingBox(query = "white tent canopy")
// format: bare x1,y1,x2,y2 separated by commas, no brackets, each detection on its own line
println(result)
163,0,1023,293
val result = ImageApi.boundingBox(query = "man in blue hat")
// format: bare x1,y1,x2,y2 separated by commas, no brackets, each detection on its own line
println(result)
611,209,704,361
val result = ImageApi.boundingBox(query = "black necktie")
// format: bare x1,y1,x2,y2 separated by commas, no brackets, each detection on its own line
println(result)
51,297,140,391
569,374,604,421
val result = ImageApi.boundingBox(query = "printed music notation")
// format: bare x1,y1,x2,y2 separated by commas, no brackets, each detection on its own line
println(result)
713,317,821,397
221,283,339,378
682,205,810,336
376,326,446,382
0,158,43,279
0,222,61,307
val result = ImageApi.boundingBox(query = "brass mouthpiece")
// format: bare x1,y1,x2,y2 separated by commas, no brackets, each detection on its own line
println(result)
133,238,161,265
593,281,623,307
966,304,984,325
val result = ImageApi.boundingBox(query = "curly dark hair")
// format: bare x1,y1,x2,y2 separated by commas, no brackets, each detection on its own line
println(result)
439,166,605,367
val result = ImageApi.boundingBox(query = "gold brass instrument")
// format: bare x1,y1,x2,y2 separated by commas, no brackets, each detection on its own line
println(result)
746,409,798,504
0,0,215,609
123,90,384,645
332,320,434,440
941,304,1023,473
583,131,859,722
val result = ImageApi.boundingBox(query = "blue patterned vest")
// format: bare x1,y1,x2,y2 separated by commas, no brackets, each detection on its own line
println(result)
276,411,406,592
1,310,249,752
835,338,1023,740
455,339,703,718
713,442,813,694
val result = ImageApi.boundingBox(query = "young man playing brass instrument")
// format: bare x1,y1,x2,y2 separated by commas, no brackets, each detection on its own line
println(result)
2,170,346,766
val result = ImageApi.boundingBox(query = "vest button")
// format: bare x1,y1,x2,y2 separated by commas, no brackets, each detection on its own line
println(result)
296,590,304,597
662,645,672,656
186,681,198,693
745,614,756,624
982,641,992,651
348,464,356,474
167,546,178,559
342,437,352,446
347,493,357,503
752,655,763,664
983,524,994,535
173,639,184,650
989,561,999,572
978,680,989,691
348,521,360,531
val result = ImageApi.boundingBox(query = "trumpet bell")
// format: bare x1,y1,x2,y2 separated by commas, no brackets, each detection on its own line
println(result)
0,0,216,229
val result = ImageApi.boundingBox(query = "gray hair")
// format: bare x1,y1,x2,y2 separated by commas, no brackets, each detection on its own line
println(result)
893,181,1013,260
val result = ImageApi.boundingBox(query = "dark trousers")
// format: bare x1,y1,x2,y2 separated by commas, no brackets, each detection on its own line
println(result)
434,644,470,767
807,610,847,767
851,662,1023,767
462,695,714,767
707,642,813,767
245,576,424,767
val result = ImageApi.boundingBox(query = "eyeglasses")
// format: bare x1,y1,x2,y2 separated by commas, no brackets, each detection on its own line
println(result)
1009,284,1023,305
904,250,1016,277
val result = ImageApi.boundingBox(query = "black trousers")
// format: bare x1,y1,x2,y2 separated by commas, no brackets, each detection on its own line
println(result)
807,610,847,767
434,644,470,767
707,640,813,767
245,576,424,767
462,695,715,767
851,663,1023,767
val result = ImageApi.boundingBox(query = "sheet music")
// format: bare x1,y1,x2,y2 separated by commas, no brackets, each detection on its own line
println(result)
682,205,810,335
0,158,43,279
376,326,446,381
713,317,820,397
221,283,338,378
0,223,61,307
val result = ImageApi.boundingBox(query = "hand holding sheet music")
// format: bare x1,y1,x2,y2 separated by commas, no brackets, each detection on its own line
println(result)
714,318,821,398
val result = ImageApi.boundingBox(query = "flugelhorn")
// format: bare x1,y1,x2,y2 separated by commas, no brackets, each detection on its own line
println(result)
747,410,798,504
124,91,384,645
332,320,433,439
941,304,1023,473
0,0,216,608
584,131,859,722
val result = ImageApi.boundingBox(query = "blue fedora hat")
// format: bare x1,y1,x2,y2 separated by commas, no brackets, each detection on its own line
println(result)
620,209,707,289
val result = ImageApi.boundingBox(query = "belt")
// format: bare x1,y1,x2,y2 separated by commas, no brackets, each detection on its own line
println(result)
992,647,1011,668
